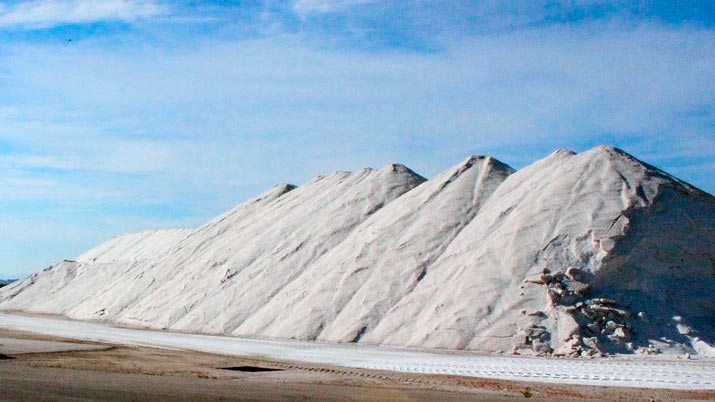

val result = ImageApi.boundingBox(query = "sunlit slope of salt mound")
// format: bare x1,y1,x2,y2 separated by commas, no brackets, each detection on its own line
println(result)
0,183,298,316
71,183,302,322
366,146,715,356
0,229,193,315
0,184,294,316
114,165,425,331
236,155,515,341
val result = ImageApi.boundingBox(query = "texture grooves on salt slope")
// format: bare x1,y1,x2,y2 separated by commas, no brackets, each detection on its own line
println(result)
366,146,715,355
235,155,515,342
77,229,194,264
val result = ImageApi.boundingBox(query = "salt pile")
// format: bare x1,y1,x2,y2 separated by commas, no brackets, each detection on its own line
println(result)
1,146,713,357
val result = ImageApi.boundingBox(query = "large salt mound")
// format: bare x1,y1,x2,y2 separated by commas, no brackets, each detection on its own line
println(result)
366,146,715,356
1,145,713,357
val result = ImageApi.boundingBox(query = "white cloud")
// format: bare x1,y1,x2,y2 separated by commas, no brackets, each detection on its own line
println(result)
0,0,166,28
3,20,715,176
292,0,376,18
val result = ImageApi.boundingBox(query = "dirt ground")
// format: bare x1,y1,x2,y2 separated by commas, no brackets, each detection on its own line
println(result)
0,329,713,402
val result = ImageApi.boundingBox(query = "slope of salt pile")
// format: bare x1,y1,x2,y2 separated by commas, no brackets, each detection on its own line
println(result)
0,184,294,317
236,155,515,342
114,164,425,332
0,229,192,315
366,146,715,357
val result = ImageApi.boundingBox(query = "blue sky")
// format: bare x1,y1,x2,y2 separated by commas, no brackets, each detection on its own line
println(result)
1,0,714,278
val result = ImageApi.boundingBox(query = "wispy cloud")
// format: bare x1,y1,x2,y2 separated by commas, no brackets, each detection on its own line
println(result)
0,0,167,29
2,19,713,182
292,0,375,18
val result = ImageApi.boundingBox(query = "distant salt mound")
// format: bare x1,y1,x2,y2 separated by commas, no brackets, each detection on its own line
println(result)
0,229,193,316
1,146,713,358
0,165,425,331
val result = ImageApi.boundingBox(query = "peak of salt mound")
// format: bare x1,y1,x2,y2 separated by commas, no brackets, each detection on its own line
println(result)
548,148,577,158
199,182,296,230
271,183,298,194
377,162,426,181
455,155,487,170
306,163,425,187
464,155,514,173
379,162,423,177
574,146,712,199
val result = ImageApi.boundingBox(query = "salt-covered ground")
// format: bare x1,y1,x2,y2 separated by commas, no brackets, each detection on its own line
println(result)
1,312,712,390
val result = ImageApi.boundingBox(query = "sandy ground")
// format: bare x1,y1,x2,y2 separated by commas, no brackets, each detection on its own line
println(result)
0,337,110,354
1,329,714,402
